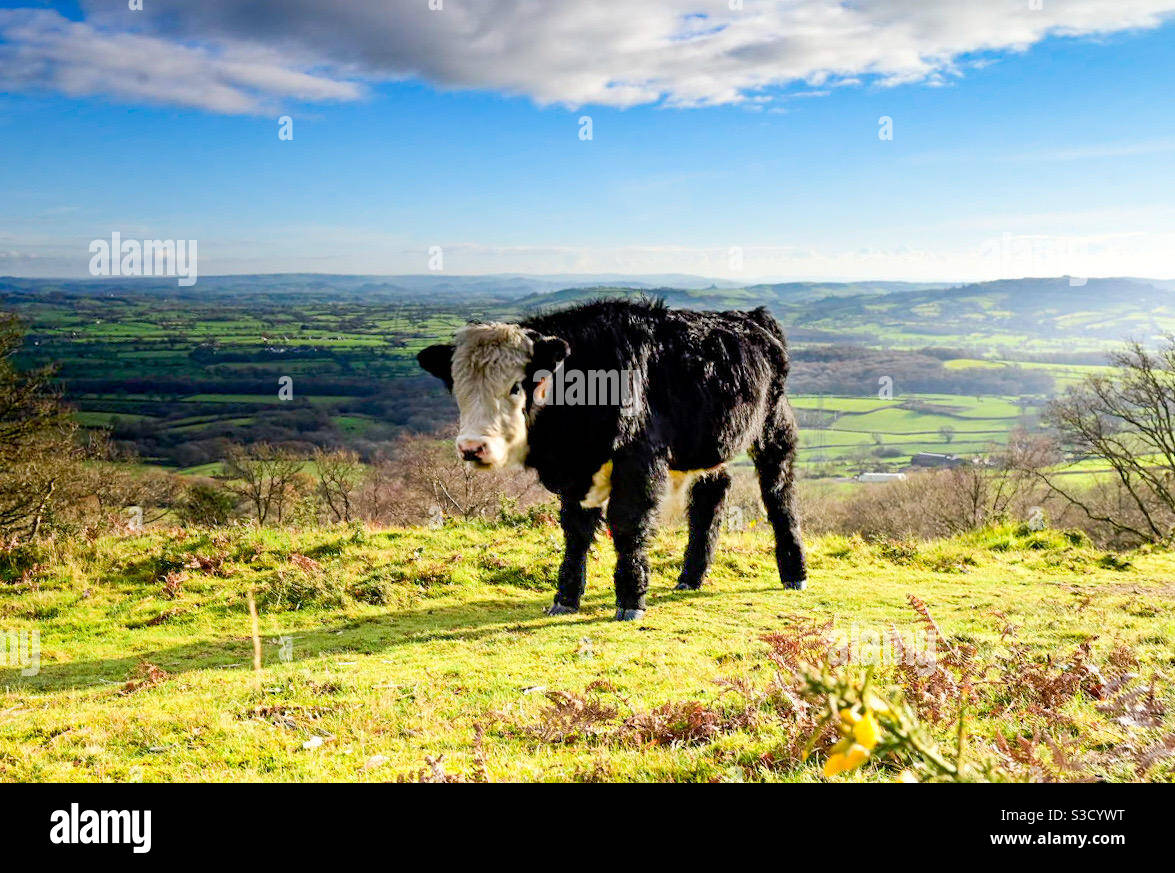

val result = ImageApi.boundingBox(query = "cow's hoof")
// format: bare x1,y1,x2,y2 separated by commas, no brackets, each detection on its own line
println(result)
546,602,578,616
614,608,646,622
673,580,701,591
783,578,807,591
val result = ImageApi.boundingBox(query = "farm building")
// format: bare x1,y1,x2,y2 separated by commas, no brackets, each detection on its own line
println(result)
909,452,965,468
857,472,907,483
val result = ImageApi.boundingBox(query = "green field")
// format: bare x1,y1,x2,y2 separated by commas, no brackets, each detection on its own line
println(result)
2,521,1172,782
791,394,1034,470
5,275,1148,477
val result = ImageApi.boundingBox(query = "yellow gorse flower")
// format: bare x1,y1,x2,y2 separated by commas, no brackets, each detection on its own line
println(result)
822,705,883,777
853,709,881,749
823,740,870,777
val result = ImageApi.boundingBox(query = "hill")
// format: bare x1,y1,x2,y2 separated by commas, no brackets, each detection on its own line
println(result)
513,280,948,311
0,272,748,303
512,276,1175,354
785,277,1175,351
2,521,1172,782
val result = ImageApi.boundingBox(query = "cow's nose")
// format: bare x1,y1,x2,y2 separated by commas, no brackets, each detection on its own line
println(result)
457,439,487,462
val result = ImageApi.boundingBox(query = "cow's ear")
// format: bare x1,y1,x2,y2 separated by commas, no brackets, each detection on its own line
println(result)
417,344,454,390
531,334,570,373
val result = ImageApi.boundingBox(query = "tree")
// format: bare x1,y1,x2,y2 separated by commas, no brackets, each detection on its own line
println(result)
356,432,542,525
314,447,362,523
938,432,1047,533
1043,337,1175,544
177,481,237,527
75,432,181,529
0,313,82,543
938,425,956,444
221,443,306,524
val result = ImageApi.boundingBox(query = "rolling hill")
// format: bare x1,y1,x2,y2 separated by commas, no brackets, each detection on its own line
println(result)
509,276,1175,355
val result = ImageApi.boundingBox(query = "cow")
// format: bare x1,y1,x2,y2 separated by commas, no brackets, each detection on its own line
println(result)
417,299,805,620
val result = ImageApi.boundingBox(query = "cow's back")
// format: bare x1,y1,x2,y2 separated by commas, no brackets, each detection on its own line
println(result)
644,307,787,470
521,299,789,483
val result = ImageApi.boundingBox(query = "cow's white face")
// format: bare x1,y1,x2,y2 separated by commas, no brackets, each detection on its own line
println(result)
451,323,531,469
417,323,569,470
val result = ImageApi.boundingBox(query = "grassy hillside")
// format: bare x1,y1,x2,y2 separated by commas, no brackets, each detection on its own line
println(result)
781,277,1175,352
2,521,1173,782
510,277,1175,353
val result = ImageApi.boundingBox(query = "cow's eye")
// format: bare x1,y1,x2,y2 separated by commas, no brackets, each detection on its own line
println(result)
510,382,522,396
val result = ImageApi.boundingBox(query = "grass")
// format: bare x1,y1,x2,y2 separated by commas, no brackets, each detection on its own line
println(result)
1,521,1173,782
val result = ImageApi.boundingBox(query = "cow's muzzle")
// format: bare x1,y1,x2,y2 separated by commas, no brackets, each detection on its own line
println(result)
457,437,490,464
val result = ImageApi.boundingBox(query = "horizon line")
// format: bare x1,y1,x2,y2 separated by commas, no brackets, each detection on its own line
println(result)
4,272,1174,284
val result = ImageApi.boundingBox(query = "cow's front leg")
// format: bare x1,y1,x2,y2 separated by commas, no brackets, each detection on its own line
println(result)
606,452,667,620
546,494,603,615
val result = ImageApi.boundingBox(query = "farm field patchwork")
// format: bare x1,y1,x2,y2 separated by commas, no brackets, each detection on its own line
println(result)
791,394,1035,468
2,281,1131,477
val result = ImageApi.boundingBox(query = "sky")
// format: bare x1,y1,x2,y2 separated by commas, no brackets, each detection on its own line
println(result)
1,0,1174,282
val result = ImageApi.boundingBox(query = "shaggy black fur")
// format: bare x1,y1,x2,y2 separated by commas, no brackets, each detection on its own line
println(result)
419,299,805,620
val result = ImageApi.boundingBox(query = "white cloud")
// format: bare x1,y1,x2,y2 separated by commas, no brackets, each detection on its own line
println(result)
0,10,362,113
1,1,1172,112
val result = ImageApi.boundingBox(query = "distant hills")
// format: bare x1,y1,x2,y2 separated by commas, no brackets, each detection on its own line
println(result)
509,276,1175,354
0,273,961,303
775,276,1175,352
4,273,1175,355
512,280,946,310
0,272,751,302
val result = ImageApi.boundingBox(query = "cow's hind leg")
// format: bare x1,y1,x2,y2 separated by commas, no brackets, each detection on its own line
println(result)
675,469,731,591
606,451,667,620
546,494,603,615
754,416,807,590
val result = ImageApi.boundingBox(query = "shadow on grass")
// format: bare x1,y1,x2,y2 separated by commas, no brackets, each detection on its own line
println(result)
1,584,730,693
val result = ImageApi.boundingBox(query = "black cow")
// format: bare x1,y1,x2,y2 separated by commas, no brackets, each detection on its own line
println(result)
417,299,805,620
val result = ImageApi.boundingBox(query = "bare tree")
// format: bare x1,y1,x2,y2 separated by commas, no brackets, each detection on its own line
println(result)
356,432,543,525
940,443,1039,533
75,432,182,529
315,447,362,522
1043,338,1175,544
221,443,307,525
400,433,541,521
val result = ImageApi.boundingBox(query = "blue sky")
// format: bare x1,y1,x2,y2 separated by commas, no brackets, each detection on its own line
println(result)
2,1,1174,280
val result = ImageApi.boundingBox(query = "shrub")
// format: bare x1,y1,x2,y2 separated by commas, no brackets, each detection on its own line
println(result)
177,481,237,527
0,542,47,584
